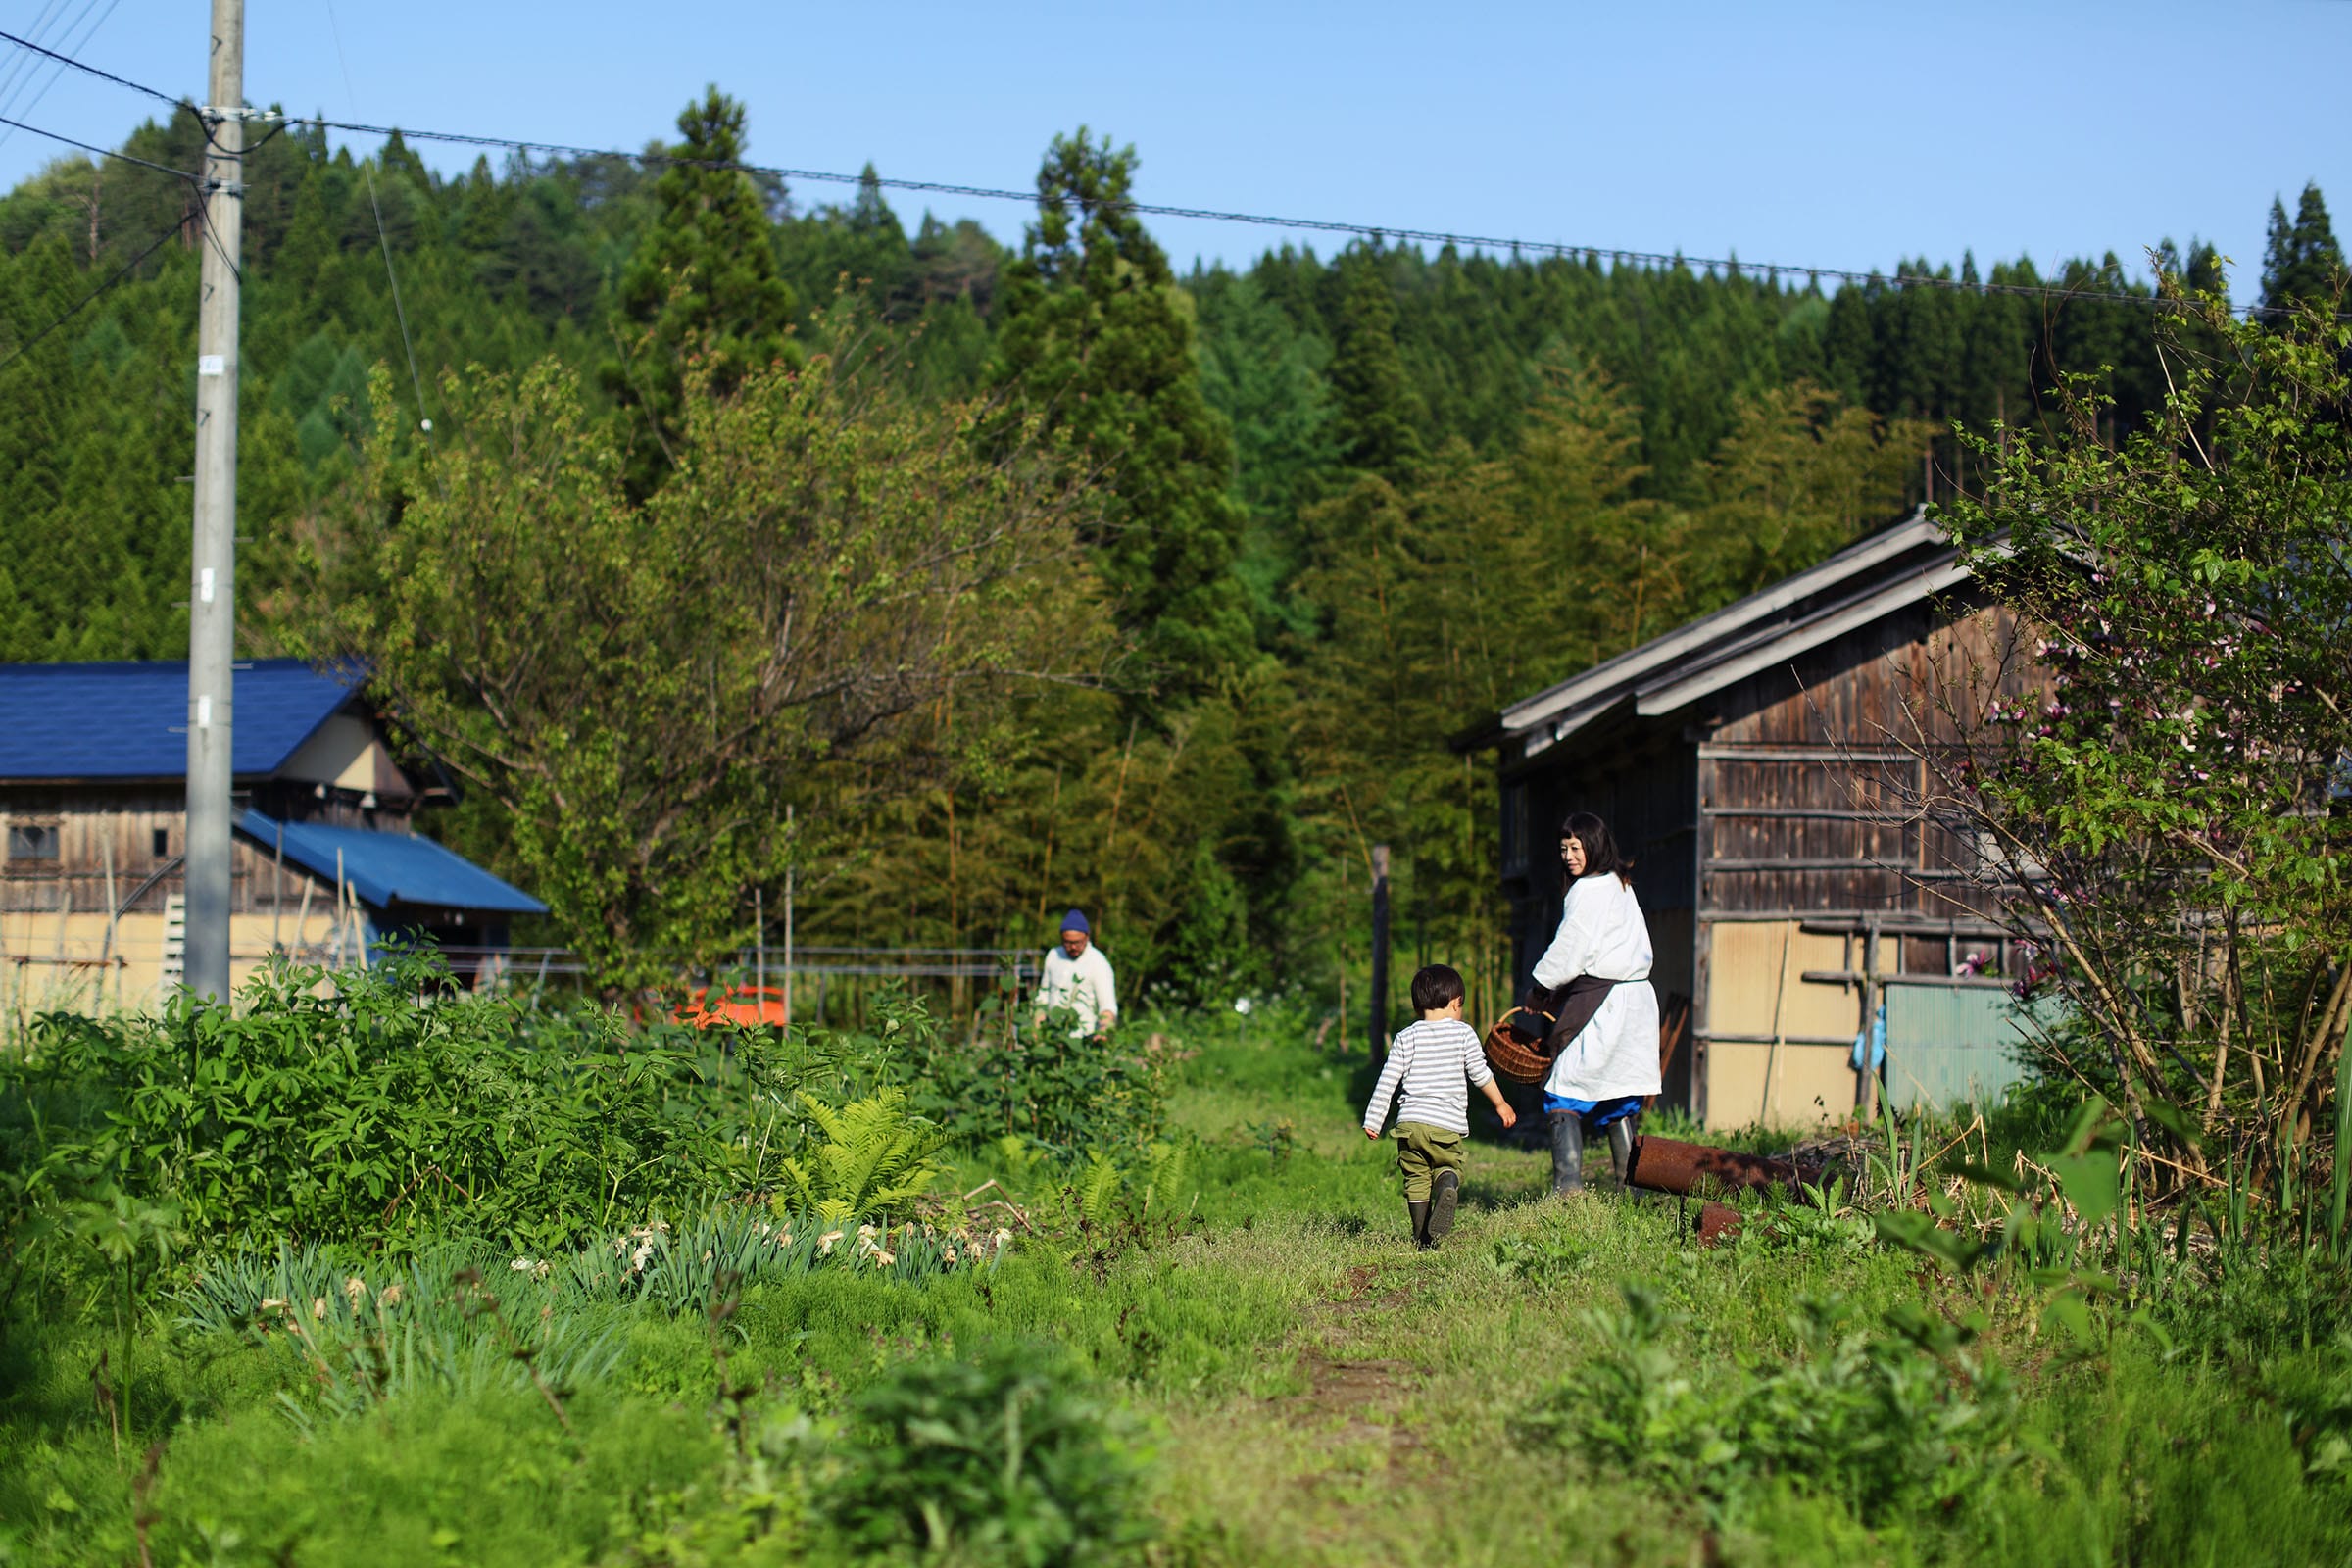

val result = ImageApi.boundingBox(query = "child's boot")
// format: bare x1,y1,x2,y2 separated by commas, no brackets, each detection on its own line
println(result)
1428,1169,1460,1245
1406,1200,1431,1249
1549,1112,1586,1196
1607,1119,1638,1193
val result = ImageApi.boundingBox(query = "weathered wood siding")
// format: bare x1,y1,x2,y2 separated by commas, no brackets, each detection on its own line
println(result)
0,783,414,917
1689,596,2042,1127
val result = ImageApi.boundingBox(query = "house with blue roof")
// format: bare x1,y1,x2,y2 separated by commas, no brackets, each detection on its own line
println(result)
0,659,545,1005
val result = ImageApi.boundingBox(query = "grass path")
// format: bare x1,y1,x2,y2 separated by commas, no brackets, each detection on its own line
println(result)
1142,1035,2352,1567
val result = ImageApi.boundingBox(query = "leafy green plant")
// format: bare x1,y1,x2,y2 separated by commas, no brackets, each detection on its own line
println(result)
1062,1142,1195,1260
1246,1116,1297,1169
1731,1177,1875,1260
823,1343,1155,1565
918,1000,1169,1155
1488,1226,1592,1285
0,956,926,1254
1876,1095,2170,1345
63,1184,183,1449
2281,1331,2352,1494
773,1087,946,1226
1516,1284,2019,1526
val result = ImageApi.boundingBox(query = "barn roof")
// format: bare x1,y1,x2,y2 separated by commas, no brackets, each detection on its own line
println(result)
0,659,361,782
1459,510,1969,759
235,809,547,916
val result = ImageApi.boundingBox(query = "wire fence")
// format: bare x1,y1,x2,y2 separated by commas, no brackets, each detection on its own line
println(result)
440,945,1046,986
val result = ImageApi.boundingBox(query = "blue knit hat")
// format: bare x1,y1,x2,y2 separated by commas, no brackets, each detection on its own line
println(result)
1060,908,1090,935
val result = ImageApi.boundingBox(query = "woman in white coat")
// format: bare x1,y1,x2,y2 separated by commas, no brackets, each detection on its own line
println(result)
1527,811,1660,1195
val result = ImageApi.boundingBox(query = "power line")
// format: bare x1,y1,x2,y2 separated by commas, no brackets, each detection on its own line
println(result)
0,24,2308,319
291,114,2292,319
0,18,175,107
0,109,192,181
0,0,124,150
322,0,428,435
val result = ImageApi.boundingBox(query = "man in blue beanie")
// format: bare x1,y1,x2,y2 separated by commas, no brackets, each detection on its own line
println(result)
1036,908,1118,1037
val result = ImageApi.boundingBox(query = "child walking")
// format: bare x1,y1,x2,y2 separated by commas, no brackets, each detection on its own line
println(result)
1362,964,1517,1249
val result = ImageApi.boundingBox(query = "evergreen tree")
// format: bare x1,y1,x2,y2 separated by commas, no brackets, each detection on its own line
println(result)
990,129,1250,694
2262,182,2346,315
1325,247,1424,482
606,86,795,494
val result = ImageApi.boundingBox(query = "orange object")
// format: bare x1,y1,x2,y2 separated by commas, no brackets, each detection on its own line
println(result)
677,984,789,1028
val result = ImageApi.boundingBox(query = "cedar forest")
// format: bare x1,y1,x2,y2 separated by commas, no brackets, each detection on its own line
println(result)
0,89,2343,1006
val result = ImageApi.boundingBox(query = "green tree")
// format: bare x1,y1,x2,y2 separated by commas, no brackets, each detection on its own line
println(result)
1939,284,2352,1183
304,323,1107,995
1325,247,1424,483
606,86,795,495
2261,182,2345,316
991,129,1250,694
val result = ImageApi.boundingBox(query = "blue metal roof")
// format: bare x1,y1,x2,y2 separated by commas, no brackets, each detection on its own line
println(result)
0,659,361,781
237,809,548,917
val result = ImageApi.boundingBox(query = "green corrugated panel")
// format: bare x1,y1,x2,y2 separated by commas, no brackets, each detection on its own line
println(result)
1882,984,2042,1113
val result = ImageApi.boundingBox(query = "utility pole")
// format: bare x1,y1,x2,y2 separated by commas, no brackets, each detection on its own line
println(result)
184,0,244,1002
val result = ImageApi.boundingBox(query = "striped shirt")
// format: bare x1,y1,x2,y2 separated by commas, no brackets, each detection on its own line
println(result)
1362,1018,1494,1139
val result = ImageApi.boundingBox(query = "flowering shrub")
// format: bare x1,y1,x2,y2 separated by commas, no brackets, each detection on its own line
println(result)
1935,290,2352,1191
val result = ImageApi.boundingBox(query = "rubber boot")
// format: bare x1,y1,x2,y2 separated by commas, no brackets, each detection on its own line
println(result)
1607,1118,1638,1193
1428,1169,1460,1245
1407,1200,1431,1250
1549,1112,1586,1196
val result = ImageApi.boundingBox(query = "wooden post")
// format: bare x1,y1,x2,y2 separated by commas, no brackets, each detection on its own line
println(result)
783,805,795,1031
1369,845,1391,1063
1859,917,1882,1122
271,819,285,953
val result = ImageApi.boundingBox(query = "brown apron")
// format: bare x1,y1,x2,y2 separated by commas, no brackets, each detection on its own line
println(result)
1531,973,1619,1059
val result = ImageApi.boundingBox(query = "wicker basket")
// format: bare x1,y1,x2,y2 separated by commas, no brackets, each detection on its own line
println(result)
1482,1006,1557,1087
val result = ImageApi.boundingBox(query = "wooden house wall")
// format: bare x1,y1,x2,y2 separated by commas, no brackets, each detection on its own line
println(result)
1494,581,2046,1127
1696,596,2035,929
1687,596,2042,1127
0,784,416,917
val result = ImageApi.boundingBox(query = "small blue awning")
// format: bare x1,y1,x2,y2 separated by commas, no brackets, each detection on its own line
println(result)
236,810,547,918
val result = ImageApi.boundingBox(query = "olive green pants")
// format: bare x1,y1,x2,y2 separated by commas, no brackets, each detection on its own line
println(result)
1393,1120,1466,1202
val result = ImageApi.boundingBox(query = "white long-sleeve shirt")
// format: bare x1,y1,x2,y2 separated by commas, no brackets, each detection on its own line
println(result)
1532,874,1663,1102
1037,943,1117,1028
1361,1018,1494,1138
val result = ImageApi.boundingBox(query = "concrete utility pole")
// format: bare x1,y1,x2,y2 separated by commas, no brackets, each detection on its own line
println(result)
184,0,244,1002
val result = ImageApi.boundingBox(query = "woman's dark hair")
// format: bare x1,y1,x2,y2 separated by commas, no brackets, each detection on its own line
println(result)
1558,810,1626,887
1410,963,1465,1015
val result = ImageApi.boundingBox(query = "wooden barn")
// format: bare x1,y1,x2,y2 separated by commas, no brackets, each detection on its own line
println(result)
1459,511,2041,1129
0,660,546,1010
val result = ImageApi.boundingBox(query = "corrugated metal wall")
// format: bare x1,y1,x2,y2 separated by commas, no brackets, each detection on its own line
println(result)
1881,984,2042,1113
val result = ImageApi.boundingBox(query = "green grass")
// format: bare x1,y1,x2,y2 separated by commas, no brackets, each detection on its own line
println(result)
2,1006,2348,1566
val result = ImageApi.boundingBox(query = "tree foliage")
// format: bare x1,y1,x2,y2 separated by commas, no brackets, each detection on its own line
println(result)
605,86,796,494
991,130,1251,695
1936,286,2352,1178
300,319,1105,993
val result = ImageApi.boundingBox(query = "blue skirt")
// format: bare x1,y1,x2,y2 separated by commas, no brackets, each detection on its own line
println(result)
1542,1092,1643,1130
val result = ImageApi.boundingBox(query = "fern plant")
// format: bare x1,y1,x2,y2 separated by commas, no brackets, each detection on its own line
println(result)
774,1088,947,1225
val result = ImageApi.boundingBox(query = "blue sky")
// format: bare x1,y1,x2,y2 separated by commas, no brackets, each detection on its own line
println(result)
2,0,2346,304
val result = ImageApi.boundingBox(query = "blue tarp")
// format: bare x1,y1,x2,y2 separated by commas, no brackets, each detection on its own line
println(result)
0,659,360,781
236,809,547,917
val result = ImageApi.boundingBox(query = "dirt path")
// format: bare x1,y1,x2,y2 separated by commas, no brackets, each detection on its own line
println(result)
1274,1261,1423,1465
